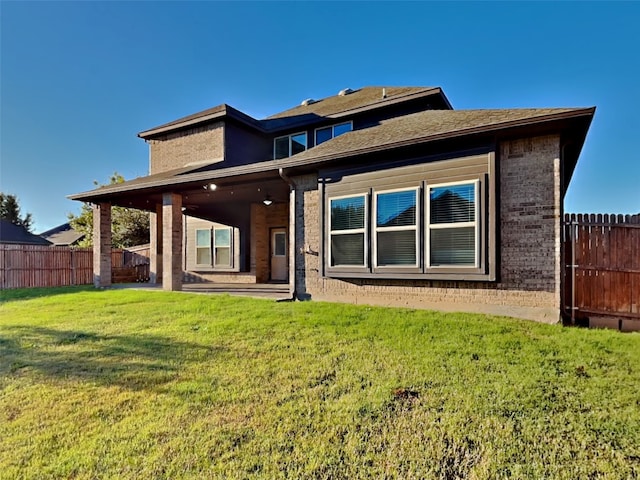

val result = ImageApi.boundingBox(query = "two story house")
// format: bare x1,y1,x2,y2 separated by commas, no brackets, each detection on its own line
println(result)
70,86,594,322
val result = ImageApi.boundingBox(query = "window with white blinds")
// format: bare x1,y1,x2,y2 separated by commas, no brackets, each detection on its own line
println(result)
329,194,367,267
374,188,418,267
427,181,478,267
325,174,487,278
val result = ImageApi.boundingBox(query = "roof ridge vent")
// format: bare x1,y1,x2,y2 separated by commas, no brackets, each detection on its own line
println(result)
300,98,317,106
338,88,354,96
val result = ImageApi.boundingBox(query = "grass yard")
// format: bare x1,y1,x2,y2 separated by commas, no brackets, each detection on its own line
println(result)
1,287,639,479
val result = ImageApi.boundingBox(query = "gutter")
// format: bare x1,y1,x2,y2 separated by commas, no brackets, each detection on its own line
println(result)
278,167,297,301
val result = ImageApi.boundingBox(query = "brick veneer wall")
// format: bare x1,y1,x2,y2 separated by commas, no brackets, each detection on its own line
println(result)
149,122,224,174
292,135,563,323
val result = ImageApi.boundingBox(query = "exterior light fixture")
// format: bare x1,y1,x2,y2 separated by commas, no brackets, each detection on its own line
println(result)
204,183,217,191
263,195,273,206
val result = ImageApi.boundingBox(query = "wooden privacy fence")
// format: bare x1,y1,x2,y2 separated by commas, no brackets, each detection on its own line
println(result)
0,244,150,289
563,214,640,326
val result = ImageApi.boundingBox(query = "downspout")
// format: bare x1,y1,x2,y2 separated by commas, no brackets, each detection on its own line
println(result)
279,167,297,300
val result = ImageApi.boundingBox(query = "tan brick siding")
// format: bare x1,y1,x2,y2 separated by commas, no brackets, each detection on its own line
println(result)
149,122,224,174
292,135,563,323
498,135,561,295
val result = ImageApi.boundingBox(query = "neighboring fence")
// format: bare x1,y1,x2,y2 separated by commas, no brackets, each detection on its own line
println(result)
0,244,150,289
563,214,640,326
113,244,150,284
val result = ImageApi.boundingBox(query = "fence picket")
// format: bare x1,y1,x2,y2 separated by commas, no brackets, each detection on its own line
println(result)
0,245,149,289
563,213,640,322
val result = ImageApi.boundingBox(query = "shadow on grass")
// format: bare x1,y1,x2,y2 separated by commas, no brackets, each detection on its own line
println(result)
0,325,224,391
0,285,98,304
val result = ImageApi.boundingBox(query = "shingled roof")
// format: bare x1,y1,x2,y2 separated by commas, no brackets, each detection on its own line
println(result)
70,105,594,203
0,220,52,245
289,107,595,163
39,222,85,246
261,86,450,130
138,86,451,138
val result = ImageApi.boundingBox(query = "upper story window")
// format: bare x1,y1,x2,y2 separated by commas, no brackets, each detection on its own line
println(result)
315,122,353,146
274,132,307,159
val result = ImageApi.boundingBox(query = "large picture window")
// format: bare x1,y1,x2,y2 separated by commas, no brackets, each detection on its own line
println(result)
329,194,367,267
374,188,419,267
324,167,491,280
427,181,478,267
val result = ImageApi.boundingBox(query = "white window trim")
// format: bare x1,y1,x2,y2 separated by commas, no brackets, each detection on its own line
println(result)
314,121,353,146
426,179,479,269
213,226,232,268
373,187,420,268
328,192,368,268
195,228,212,267
273,131,308,159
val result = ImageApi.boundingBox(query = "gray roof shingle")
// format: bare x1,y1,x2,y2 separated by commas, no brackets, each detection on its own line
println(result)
69,105,594,203
289,107,591,163
0,220,52,245
39,223,85,246
139,86,449,138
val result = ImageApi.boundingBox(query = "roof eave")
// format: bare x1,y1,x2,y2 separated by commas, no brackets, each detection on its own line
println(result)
287,107,596,165
70,107,595,203
263,87,453,133
138,105,264,139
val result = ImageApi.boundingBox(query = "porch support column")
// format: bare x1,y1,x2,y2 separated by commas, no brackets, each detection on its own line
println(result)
288,185,296,297
93,202,112,288
162,192,183,291
149,203,163,284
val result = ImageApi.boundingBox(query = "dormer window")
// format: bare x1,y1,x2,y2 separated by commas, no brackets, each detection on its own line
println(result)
315,122,353,146
274,132,307,159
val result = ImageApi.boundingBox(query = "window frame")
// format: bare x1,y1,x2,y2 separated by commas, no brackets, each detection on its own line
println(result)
426,179,480,270
314,121,353,146
195,228,212,267
213,226,233,268
273,131,308,159
327,192,369,271
372,186,421,272
320,153,496,281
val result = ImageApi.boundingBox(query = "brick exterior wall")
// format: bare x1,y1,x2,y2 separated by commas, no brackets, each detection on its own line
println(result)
149,122,224,174
292,135,563,323
499,135,562,301
162,193,183,291
93,203,112,288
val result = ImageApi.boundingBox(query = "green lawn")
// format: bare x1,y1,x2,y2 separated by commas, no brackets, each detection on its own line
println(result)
1,287,639,479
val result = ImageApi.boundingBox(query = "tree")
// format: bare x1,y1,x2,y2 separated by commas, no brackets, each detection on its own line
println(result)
0,193,34,232
68,173,150,248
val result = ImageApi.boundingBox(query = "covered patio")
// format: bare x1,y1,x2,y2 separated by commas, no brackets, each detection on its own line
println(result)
70,165,296,295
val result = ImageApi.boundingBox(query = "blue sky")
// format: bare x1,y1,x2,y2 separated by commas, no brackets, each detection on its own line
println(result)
1,1,639,232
